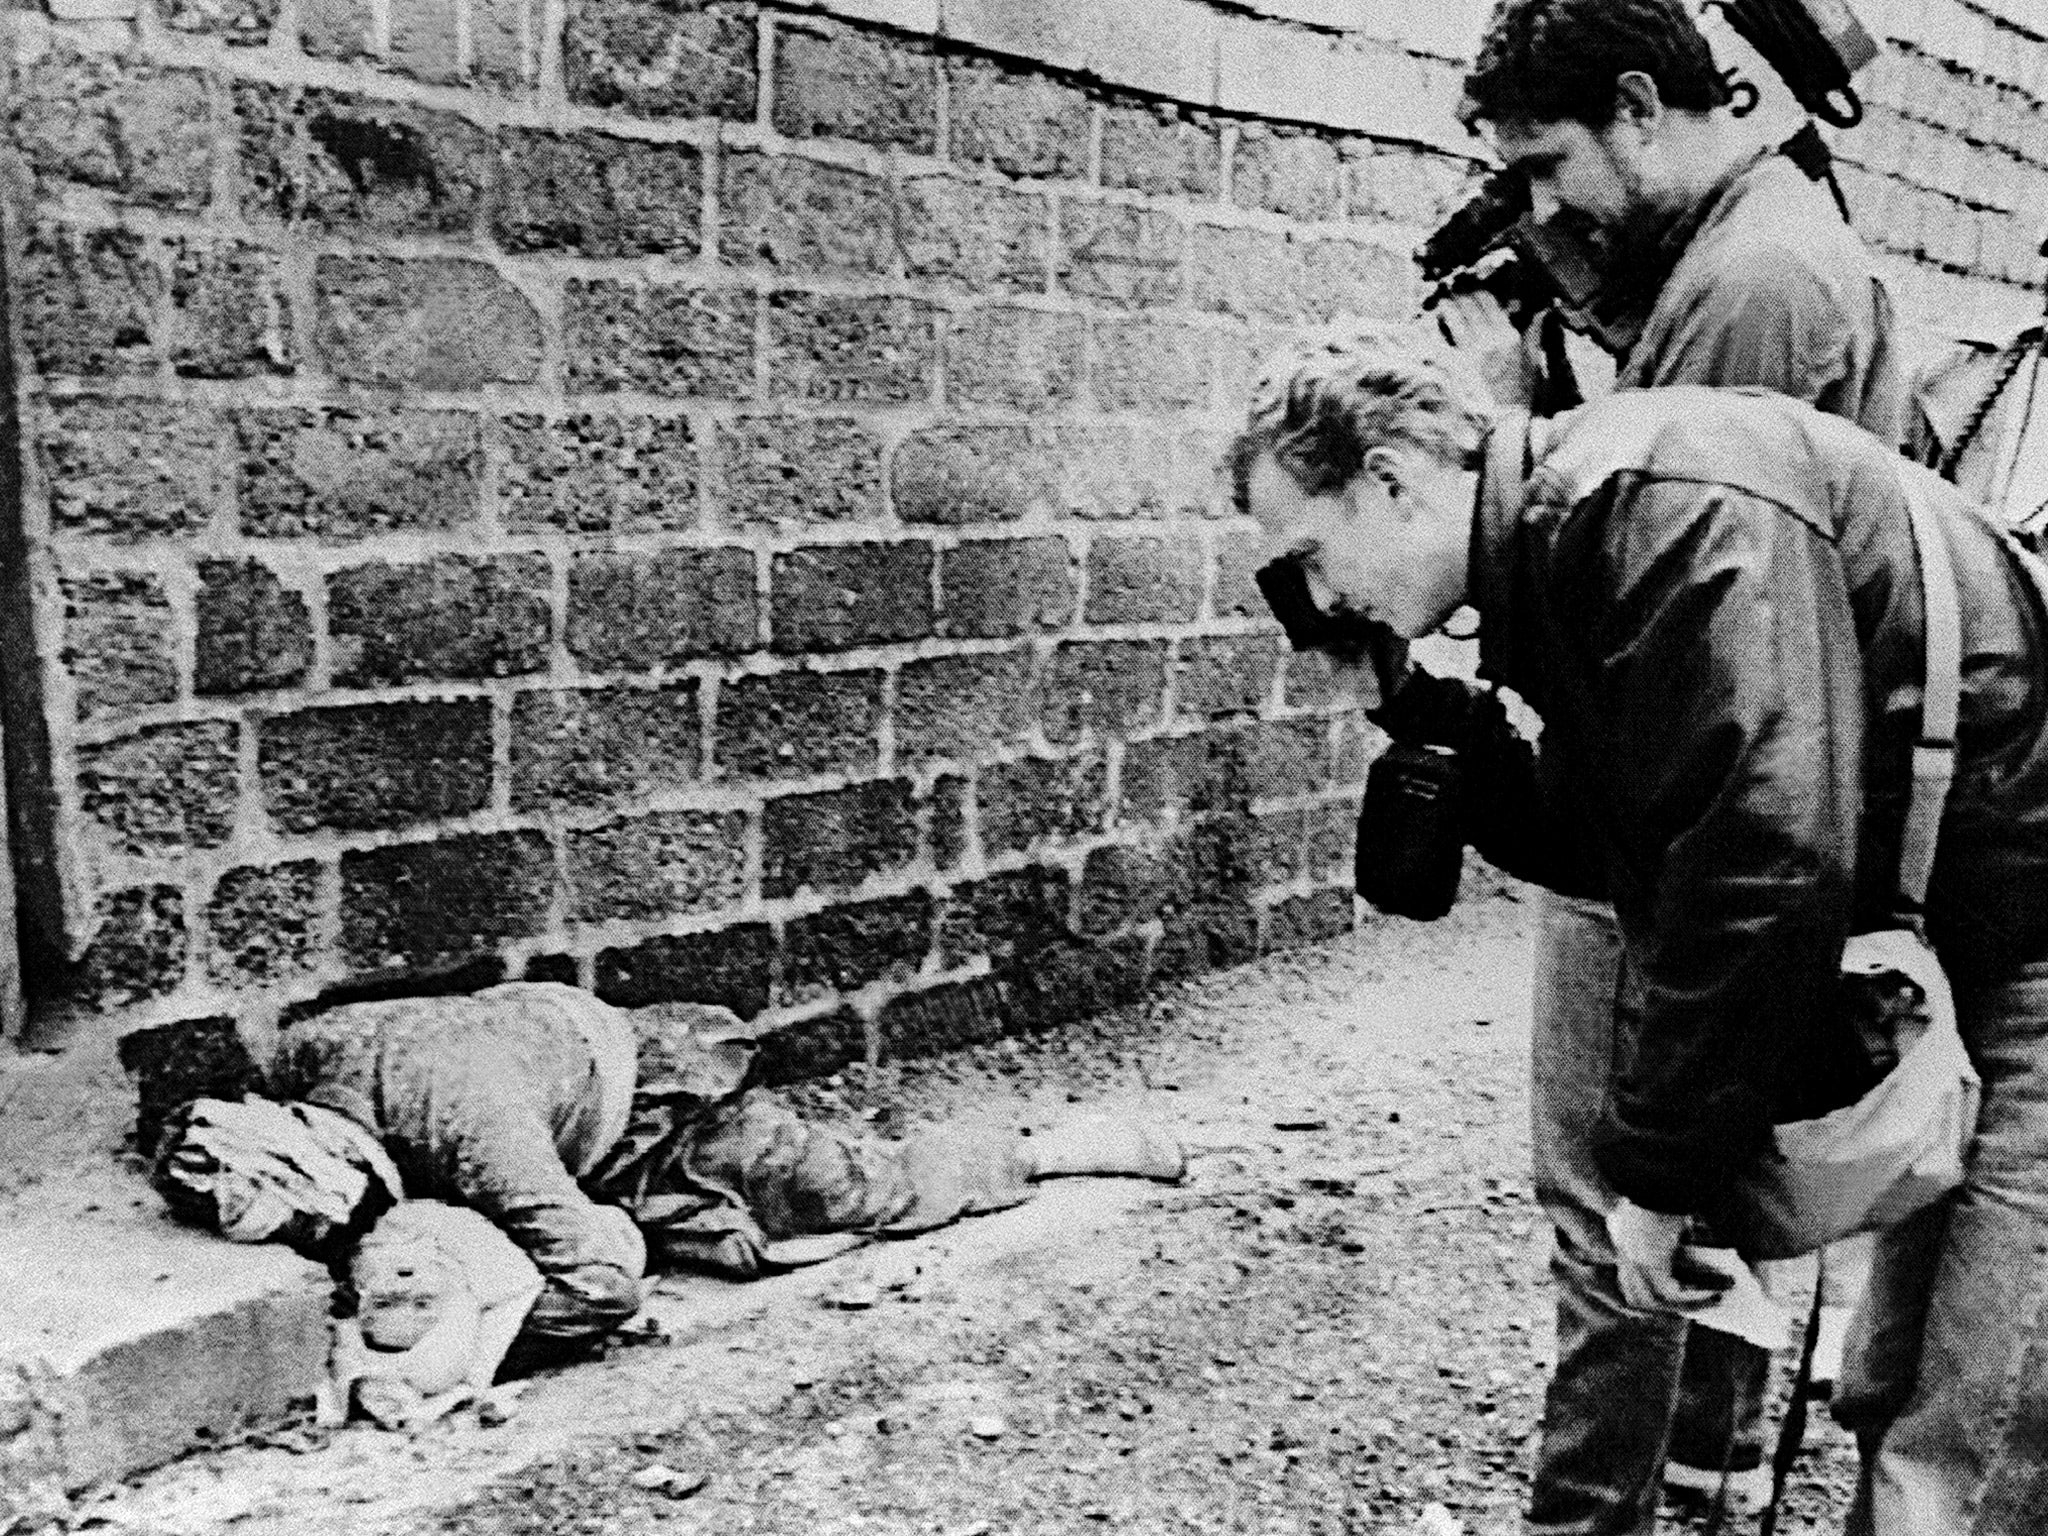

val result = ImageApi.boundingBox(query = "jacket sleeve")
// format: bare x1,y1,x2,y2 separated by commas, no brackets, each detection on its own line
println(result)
1576,478,1862,1215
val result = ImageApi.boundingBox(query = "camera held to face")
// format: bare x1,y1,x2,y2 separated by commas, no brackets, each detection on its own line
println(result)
1253,552,1470,921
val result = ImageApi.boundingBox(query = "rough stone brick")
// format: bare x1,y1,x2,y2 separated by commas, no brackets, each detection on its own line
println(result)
1057,202,1186,309
566,810,748,923
236,406,481,539
1005,934,1147,1032
1085,535,1205,624
298,0,371,57
205,861,322,986
390,0,461,83
1250,806,1308,884
749,1007,868,1084
880,976,1010,1059
765,294,938,405
1212,328,1283,416
62,572,176,722
946,307,1084,410
494,129,703,257
940,538,1076,637
1213,536,1268,621
1100,99,1220,200
1155,897,1259,978
328,554,552,686
714,668,883,782
1124,726,1316,821
771,17,938,153
8,53,213,210
499,413,698,534
937,868,1071,969
1333,715,1371,786
259,700,493,833
1301,238,1415,322
770,544,934,653
761,780,918,898
40,399,227,541
17,224,160,378
78,721,241,856
564,0,757,121
894,425,1056,526
563,281,755,398
1043,640,1168,745
316,256,543,390
896,650,1034,765
894,175,1049,293
161,0,281,44
1079,839,1188,935
781,890,933,1002
1175,634,1282,719
1091,316,1212,412
1188,222,1308,322
75,885,188,1010
717,417,884,526
474,0,538,87
720,151,895,276
341,832,555,973
1307,800,1355,878
1231,124,1344,220
1280,647,1341,709
947,57,1092,180
165,240,294,380
235,87,493,238
931,774,968,870
595,923,775,1017
1184,814,1260,905
511,682,700,811
567,547,758,670
1265,886,1354,950
978,753,1109,856
1051,422,1192,521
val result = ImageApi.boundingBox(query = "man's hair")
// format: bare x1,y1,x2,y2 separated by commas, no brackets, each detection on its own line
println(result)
1227,323,1494,520
1461,0,1732,129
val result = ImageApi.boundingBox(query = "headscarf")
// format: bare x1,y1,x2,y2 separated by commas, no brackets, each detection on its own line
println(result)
152,1095,404,1254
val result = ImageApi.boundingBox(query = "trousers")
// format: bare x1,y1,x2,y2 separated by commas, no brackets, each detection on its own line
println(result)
1834,958,2048,1534
1525,891,1769,1535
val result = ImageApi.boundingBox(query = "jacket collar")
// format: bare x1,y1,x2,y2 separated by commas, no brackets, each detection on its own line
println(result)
1473,409,1534,687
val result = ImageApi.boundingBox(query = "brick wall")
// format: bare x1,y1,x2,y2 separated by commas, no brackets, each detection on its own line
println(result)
2,0,2042,1089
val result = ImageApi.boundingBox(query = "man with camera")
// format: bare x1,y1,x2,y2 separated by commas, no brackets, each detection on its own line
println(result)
1430,1,1910,1525
1233,319,2048,1536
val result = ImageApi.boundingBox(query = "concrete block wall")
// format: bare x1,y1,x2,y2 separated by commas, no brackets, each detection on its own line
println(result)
2,0,2040,1089
0,0,1489,1080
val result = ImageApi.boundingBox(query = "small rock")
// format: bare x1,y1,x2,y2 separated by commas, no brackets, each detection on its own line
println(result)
476,1395,513,1429
828,1281,881,1310
1273,1114,1327,1132
629,1463,708,1499
1412,1503,1465,1536
969,1415,1006,1440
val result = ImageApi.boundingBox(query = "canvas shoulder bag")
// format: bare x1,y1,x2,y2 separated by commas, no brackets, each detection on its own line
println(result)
1717,473,1983,1261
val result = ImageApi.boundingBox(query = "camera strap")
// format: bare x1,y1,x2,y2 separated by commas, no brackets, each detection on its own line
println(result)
1897,474,1961,921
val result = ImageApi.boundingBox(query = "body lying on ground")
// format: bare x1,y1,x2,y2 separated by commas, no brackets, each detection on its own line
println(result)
152,982,1184,1392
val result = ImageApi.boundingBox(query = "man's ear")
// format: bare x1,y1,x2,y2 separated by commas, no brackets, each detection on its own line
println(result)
1363,445,1407,500
1613,70,1665,134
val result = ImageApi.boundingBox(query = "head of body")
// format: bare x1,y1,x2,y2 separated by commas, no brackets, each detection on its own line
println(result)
1229,325,1499,642
1462,0,1746,280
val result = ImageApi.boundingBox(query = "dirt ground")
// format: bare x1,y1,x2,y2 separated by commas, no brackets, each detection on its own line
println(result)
71,883,1858,1536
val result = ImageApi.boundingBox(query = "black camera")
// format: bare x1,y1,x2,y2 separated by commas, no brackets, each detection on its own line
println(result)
1253,553,1470,921
1417,172,1650,366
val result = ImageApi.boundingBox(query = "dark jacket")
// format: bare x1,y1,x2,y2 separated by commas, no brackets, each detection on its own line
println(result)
1471,387,2048,1215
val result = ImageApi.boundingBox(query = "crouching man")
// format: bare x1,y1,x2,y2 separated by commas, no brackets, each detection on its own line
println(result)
1230,323,2048,1534
153,982,1183,1414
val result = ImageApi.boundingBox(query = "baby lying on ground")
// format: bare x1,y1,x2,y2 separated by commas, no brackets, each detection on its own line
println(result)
153,983,1184,1425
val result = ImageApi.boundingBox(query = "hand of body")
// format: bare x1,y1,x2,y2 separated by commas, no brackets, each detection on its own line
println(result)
1605,1199,1737,1313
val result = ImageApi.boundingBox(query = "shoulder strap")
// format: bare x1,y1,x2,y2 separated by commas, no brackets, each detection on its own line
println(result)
1898,475,1960,913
